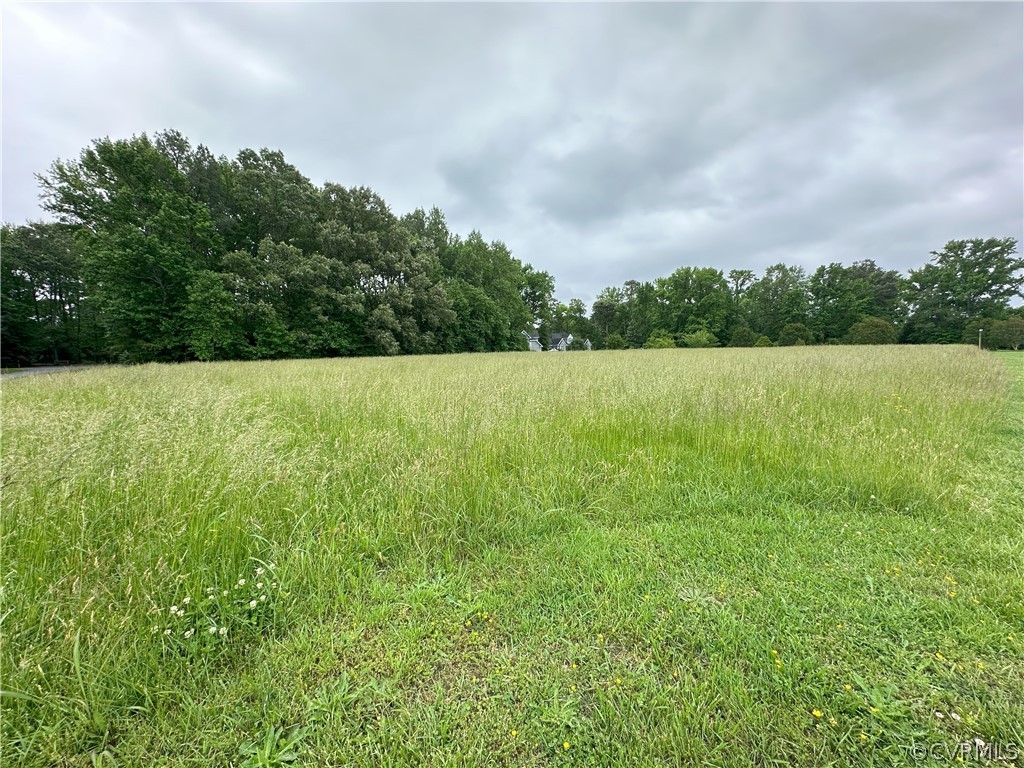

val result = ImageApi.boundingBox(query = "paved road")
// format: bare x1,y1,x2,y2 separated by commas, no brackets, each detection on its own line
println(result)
1,365,91,381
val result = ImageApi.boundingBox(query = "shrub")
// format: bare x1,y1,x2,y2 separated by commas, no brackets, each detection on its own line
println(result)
845,317,897,345
681,329,719,348
643,330,677,349
754,335,773,347
727,324,756,347
990,317,1024,350
604,333,626,350
777,323,814,346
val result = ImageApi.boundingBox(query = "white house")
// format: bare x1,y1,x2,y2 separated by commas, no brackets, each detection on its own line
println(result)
521,330,543,352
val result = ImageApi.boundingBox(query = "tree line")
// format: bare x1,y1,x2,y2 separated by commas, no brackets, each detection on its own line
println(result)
2,130,560,366
568,241,1024,352
2,129,1022,366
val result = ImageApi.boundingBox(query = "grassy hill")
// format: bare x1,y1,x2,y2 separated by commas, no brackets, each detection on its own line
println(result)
2,347,1021,766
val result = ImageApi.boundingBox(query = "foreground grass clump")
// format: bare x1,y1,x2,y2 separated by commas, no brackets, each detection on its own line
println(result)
1,346,1022,766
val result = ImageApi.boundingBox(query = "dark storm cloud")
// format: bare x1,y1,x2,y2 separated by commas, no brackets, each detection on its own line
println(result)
3,2,1021,305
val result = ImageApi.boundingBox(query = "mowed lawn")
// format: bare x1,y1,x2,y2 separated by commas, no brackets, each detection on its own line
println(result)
1,347,1021,767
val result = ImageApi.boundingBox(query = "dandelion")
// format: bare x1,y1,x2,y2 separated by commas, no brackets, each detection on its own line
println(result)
770,649,778,656
869,707,879,714
563,742,570,750
570,685,576,692
598,633,604,641
935,652,945,661
465,620,472,627
644,594,650,601
844,684,852,691
511,730,517,737
859,733,868,741
812,710,822,718
616,678,622,685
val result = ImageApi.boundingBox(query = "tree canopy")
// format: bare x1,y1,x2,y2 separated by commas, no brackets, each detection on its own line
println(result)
3,130,1021,365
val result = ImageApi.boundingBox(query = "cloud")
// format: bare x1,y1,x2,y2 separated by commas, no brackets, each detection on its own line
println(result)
2,2,1020,306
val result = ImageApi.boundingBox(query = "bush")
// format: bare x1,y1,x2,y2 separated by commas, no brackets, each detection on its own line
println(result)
754,335,773,347
777,323,814,346
845,317,897,345
990,317,1024,350
604,333,626,350
681,329,719,348
643,330,677,349
727,324,756,347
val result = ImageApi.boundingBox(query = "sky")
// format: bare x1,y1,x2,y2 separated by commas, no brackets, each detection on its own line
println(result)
2,2,1022,305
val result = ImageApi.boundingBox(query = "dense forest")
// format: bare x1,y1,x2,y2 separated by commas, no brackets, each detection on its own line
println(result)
2,130,1022,366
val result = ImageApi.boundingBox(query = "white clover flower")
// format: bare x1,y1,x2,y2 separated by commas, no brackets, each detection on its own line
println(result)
184,629,195,638
249,599,257,608
208,595,215,600
260,594,267,601
222,590,229,596
176,609,185,618
219,626,228,636
256,582,264,589
272,582,278,589
152,625,159,633
164,628,172,636
170,605,178,613
237,579,246,586
208,626,217,634
269,563,277,570
182,596,191,605
950,712,962,722
256,567,265,576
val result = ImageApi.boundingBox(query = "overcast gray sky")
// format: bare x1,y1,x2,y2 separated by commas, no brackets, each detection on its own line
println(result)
3,2,1022,305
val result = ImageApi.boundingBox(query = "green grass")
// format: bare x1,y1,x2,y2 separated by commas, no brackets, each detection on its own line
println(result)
2,346,1022,766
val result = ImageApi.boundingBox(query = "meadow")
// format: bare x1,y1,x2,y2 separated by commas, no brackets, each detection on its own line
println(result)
1,346,1021,767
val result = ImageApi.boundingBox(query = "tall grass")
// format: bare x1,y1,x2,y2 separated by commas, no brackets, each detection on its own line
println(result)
2,346,1021,766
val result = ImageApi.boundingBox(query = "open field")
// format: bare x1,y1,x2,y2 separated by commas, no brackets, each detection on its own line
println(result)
1,347,1022,766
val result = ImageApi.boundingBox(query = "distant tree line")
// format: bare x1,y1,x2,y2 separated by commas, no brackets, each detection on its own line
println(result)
2,130,555,366
1,129,1022,365
570,240,1023,351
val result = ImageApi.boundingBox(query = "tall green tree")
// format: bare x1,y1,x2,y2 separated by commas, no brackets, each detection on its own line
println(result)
745,264,810,341
903,238,1023,344
654,266,732,339
38,133,221,362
